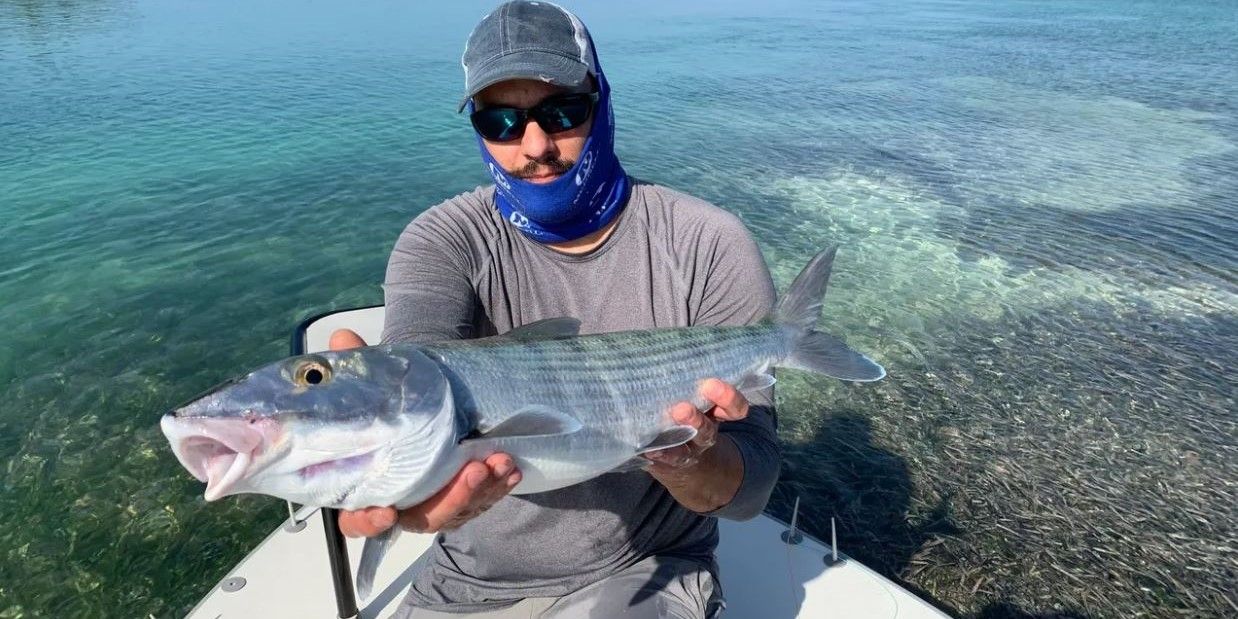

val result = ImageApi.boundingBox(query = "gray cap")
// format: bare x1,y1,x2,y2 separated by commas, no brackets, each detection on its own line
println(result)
459,1,597,111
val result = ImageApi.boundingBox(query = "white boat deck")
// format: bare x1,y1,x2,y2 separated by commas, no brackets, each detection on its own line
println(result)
186,307,951,618
189,505,948,618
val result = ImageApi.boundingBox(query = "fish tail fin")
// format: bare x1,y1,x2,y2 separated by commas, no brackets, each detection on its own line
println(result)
775,246,886,382
356,526,401,601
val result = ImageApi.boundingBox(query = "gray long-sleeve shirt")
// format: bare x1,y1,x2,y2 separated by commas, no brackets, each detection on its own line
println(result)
382,179,780,611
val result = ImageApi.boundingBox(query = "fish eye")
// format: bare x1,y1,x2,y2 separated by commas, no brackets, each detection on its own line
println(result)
293,357,332,387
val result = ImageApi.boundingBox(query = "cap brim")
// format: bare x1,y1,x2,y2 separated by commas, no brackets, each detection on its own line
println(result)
458,50,591,112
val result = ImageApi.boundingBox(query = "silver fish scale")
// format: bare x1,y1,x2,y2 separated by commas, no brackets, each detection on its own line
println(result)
427,324,790,447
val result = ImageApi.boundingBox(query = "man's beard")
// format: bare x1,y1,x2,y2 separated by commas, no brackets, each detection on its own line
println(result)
511,156,575,180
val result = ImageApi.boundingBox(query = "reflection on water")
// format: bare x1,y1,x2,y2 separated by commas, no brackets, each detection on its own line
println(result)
1,0,1235,616
0,0,135,44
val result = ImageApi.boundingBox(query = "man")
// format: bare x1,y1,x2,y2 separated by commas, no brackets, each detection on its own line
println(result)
331,2,780,617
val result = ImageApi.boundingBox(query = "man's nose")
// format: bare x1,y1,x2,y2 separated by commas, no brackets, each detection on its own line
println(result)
520,119,557,161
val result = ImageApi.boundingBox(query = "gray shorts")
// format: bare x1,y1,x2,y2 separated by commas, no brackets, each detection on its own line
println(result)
391,556,725,619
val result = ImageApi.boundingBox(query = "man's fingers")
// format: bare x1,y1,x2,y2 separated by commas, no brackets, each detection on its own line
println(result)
470,454,522,515
670,402,704,429
699,378,749,421
482,453,523,494
400,461,490,532
670,403,717,445
483,453,515,478
329,328,367,351
339,506,397,538
339,510,367,538
435,457,522,530
644,402,717,471
645,380,746,473
398,456,521,533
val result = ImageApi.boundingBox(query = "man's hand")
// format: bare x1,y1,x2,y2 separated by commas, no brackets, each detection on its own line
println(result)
643,378,750,513
643,378,749,472
328,328,521,538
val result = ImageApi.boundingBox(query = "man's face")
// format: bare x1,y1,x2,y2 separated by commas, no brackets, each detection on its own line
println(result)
473,79,592,185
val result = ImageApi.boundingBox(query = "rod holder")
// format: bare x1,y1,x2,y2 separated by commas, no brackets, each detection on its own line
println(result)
283,501,307,533
824,516,846,567
780,496,804,545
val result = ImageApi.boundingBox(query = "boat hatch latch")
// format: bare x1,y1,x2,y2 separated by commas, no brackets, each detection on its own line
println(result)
221,577,247,593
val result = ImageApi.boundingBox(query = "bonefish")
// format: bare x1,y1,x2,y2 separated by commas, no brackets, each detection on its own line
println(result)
160,245,885,598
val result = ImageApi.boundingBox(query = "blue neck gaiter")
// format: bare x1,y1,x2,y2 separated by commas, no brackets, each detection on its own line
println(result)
472,42,630,244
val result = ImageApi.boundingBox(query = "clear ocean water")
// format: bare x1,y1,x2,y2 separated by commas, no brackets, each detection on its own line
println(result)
1,0,1234,616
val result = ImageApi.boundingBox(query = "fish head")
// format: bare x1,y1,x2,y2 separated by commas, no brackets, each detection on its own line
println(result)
161,346,458,508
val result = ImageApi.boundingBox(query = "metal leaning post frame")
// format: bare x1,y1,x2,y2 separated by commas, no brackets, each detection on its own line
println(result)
291,312,361,619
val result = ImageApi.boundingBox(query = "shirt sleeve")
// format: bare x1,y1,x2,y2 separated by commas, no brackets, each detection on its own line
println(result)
382,205,481,345
692,212,781,521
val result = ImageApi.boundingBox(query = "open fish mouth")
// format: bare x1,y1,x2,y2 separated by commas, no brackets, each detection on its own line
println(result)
161,415,265,501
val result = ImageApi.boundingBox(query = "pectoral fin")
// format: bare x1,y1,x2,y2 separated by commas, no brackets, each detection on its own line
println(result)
612,457,651,473
609,426,699,474
636,425,698,454
733,372,776,396
464,406,583,443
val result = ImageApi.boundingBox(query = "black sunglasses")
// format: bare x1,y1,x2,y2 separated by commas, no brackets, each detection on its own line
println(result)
470,92,599,142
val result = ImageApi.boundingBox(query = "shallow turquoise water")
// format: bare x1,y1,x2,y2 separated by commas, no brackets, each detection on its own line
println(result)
2,1,1235,617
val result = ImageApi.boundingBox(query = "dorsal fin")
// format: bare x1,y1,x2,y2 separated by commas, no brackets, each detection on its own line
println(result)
775,246,837,332
503,317,581,341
